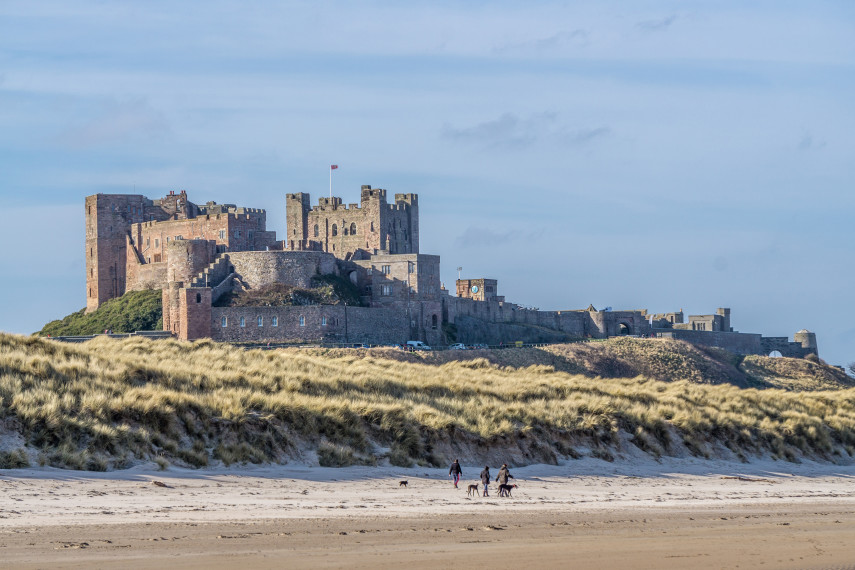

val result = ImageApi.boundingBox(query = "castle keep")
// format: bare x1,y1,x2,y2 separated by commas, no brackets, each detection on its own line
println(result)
84,188,818,358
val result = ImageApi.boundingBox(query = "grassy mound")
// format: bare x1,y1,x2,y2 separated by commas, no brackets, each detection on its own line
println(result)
214,275,365,308
1,333,854,471
358,337,855,391
38,290,162,337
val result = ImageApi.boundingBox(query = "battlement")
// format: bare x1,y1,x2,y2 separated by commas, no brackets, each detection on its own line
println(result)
285,184,419,259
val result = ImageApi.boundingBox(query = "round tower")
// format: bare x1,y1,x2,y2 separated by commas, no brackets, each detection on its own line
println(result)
166,239,214,284
794,329,818,355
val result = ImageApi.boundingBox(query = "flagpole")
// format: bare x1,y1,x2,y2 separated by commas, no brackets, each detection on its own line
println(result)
329,166,332,199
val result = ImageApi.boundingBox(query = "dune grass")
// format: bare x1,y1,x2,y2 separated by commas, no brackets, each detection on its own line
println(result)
1,333,854,470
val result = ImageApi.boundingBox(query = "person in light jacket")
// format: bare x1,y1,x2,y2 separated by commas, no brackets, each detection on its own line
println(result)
496,463,513,486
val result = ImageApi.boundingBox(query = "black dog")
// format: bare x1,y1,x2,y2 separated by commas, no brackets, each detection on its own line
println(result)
399,480,408,487
497,483,517,497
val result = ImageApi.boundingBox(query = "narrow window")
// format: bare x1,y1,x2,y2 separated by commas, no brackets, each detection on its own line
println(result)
321,316,327,326
219,230,225,240
381,284,392,296
248,230,254,239
382,265,391,275
234,230,241,238
257,316,263,327
332,224,338,237
299,316,305,327
240,316,246,327
408,262,414,274
90,247,93,257
146,237,150,246
196,293,201,303
221,316,228,327
432,314,438,329
350,222,356,235
313,224,319,237
272,316,278,327
155,239,159,248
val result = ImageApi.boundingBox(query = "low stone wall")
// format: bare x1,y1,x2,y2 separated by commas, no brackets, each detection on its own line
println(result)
211,305,408,344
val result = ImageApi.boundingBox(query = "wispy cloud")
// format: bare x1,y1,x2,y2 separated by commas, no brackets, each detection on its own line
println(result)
637,14,677,32
494,29,590,54
442,112,610,150
454,226,546,248
57,99,170,148
797,130,826,151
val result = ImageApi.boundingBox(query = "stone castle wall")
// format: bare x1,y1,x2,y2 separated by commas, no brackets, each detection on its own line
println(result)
226,251,338,289
286,186,418,259
211,305,409,344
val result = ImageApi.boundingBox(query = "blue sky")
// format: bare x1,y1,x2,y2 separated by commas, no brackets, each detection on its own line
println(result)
1,1,853,367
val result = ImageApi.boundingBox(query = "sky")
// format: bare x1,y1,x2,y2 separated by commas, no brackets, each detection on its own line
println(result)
0,1,853,367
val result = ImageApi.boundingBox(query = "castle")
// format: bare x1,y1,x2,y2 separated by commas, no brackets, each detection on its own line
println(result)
84,188,818,358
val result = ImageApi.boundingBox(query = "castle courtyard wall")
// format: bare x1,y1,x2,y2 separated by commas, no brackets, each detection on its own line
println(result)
655,329,763,355
211,305,408,344
226,251,338,289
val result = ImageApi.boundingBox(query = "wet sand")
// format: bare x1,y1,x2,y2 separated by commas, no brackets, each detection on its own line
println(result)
2,457,855,569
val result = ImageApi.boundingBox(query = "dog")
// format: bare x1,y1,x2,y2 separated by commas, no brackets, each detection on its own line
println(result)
497,483,517,497
399,480,408,487
467,484,480,497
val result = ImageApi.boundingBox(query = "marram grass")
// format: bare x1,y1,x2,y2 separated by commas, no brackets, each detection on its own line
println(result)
1,333,854,471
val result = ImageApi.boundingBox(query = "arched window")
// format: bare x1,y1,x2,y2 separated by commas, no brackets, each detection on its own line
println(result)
431,314,438,329
332,224,338,236
313,224,319,237
350,222,356,235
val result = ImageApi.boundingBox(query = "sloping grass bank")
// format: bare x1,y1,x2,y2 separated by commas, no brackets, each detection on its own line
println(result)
1,333,854,471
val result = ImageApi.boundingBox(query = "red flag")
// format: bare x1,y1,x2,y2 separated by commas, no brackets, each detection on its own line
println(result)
330,165,338,170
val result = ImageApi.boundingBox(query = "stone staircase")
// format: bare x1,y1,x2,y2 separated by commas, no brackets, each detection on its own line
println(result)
190,254,232,288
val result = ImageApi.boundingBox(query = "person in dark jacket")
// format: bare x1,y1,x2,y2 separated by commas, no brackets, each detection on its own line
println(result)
480,466,491,497
449,459,462,488
496,463,513,486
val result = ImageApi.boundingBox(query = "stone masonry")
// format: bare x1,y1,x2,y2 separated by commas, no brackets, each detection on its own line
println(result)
85,186,818,357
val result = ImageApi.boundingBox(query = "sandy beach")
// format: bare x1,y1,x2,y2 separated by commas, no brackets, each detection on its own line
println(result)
2,456,855,568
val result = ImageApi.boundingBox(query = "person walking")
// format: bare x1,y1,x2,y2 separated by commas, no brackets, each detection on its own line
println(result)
496,463,513,487
480,466,491,497
449,459,463,488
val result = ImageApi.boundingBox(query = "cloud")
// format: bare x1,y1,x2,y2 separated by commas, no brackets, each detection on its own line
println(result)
637,14,677,32
494,29,590,54
454,226,547,248
454,227,514,248
57,99,170,148
797,130,826,151
442,112,610,150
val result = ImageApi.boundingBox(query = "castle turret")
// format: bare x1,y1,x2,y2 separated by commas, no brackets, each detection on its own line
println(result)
166,239,216,284
285,192,311,250
794,329,818,356
716,308,732,332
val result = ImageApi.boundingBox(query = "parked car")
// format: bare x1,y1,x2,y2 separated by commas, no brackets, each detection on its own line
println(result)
406,340,432,351
449,343,467,350
468,343,489,350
